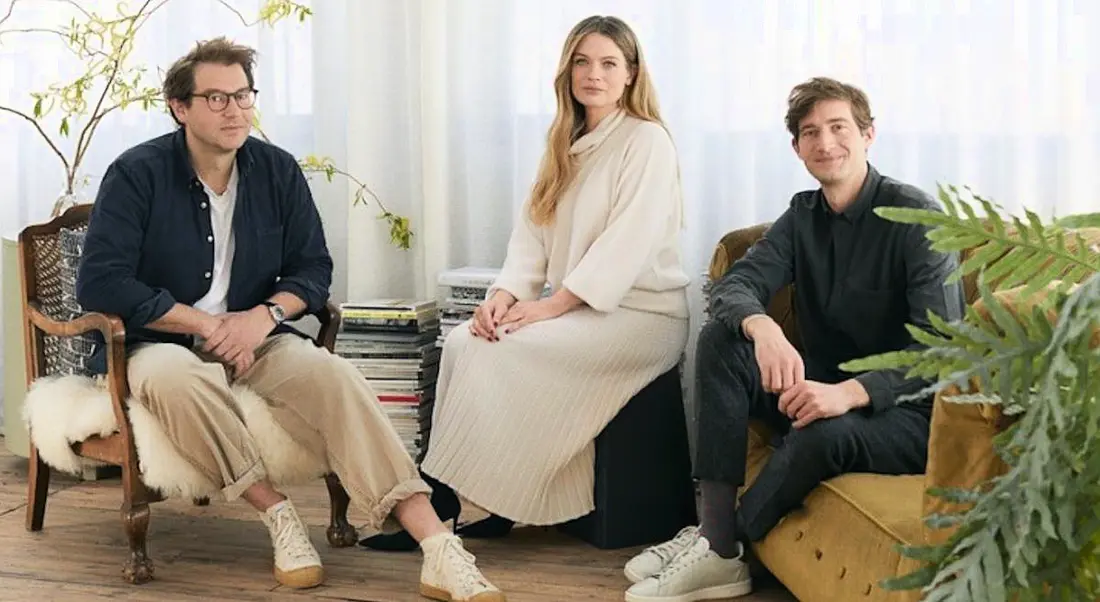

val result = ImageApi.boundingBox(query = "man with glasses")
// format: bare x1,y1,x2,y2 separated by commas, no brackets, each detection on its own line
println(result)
76,37,505,601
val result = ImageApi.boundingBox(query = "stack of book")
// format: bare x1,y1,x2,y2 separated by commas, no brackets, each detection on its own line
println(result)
434,266,555,347
435,266,502,347
335,299,440,461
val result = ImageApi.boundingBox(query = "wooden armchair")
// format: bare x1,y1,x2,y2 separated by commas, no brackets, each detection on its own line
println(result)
19,203,358,584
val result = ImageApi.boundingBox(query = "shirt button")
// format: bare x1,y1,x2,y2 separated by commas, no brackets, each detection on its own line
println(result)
200,202,208,209
207,235,214,242
204,271,212,279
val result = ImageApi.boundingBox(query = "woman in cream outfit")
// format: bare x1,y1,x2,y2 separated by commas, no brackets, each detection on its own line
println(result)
362,14,690,549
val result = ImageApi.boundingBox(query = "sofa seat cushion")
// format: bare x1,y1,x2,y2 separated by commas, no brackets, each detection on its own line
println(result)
743,420,924,601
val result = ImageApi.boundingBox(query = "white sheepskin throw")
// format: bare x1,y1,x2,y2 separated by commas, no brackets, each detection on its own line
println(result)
22,374,330,501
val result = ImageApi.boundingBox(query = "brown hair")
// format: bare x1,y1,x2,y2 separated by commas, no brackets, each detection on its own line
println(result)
785,77,874,140
162,36,257,125
528,15,664,225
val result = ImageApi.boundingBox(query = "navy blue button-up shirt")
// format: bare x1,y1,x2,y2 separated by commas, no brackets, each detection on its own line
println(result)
76,129,333,373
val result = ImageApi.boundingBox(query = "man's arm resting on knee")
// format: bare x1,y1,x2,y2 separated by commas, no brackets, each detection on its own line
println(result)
708,207,797,338
146,303,222,338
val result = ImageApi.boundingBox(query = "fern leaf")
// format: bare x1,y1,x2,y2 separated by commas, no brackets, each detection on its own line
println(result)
837,349,924,373
896,542,952,562
943,393,1002,405
1011,215,1033,244
938,183,959,217
1055,212,1100,229
874,206,954,228
975,274,1027,345
960,243,1012,282
982,246,1030,285
881,564,939,591
981,534,1009,602
927,486,983,505
924,512,968,530
976,196,1008,234
1026,208,1049,244
998,250,1054,290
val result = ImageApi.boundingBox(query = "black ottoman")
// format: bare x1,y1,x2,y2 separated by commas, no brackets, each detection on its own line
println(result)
559,366,697,549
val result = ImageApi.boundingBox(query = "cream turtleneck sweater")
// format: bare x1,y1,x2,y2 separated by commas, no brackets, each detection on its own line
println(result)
490,109,690,319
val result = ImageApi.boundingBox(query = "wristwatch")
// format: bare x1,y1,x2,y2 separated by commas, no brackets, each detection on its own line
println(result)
262,301,287,325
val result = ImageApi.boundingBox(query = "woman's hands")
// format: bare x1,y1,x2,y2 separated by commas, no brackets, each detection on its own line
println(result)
470,288,584,341
471,291,517,341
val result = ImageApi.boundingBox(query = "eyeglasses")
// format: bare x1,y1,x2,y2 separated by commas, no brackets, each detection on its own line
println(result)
191,89,258,112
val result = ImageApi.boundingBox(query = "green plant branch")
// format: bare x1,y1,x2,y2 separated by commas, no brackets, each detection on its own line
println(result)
213,0,311,26
876,184,1100,300
0,105,71,176
68,5,135,192
299,155,412,250
843,187,1100,601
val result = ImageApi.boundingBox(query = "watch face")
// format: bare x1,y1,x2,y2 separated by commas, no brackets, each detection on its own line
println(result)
270,304,286,322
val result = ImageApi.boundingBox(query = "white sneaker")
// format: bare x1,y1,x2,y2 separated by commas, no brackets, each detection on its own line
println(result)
624,526,700,583
260,499,324,589
420,532,506,602
625,536,752,602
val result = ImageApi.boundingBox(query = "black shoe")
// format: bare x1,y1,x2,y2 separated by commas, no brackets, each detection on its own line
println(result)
358,473,460,552
455,514,514,539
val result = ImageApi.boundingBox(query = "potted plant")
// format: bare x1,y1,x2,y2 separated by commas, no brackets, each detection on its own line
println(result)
843,185,1100,601
0,0,411,248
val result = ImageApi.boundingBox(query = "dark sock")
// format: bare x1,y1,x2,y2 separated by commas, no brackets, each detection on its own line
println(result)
698,480,743,559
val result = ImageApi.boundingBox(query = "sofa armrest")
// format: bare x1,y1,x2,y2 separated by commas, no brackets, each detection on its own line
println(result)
922,385,1011,544
920,281,1085,545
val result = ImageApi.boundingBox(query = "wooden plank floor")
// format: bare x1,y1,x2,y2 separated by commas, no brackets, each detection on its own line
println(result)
0,439,795,601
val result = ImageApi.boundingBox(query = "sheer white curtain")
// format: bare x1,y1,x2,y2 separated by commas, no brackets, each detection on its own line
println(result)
334,0,1100,447
3,0,1098,431
338,0,1100,298
0,0,319,424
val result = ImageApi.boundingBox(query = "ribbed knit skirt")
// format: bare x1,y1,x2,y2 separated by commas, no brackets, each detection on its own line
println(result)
420,307,689,525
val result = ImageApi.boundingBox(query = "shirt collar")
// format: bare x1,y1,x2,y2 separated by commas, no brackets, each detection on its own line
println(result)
172,127,256,187
817,162,880,221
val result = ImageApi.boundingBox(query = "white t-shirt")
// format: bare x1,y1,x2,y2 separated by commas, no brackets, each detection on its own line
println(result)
192,163,239,316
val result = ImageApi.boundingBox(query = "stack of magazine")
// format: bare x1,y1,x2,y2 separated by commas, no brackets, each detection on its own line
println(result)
335,299,440,461
435,267,502,347
434,266,553,347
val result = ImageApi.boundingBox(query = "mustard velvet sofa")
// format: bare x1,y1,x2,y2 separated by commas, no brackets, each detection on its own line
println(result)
706,223,1100,602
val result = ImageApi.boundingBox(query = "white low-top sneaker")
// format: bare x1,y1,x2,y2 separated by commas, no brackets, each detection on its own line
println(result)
420,532,506,602
261,499,324,589
625,536,752,602
624,525,700,583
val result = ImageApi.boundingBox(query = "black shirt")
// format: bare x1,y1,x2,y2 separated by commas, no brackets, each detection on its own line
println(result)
76,129,333,373
708,164,965,413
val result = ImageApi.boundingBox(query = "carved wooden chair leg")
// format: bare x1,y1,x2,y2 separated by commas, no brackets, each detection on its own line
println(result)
324,473,358,547
25,445,51,531
120,469,154,584
193,496,210,506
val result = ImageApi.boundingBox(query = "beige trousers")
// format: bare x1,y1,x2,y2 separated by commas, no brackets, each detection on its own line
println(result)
126,333,430,529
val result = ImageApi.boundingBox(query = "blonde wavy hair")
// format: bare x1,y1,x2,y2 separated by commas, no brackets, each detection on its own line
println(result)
527,15,664,225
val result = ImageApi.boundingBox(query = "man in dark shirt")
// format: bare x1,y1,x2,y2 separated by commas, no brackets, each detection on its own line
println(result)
624,78,965,600
76,37,503,601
